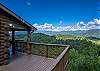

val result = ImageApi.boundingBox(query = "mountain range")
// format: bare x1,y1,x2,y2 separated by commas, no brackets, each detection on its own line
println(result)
34,29,100,38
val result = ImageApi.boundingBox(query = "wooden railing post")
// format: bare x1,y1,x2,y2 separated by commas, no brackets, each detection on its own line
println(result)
46,45,48,57
27,30,32,54
12,30,15,54
30,43,32,54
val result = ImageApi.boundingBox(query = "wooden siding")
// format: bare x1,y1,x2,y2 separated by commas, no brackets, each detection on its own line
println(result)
0,15,29,29
0,16,9,65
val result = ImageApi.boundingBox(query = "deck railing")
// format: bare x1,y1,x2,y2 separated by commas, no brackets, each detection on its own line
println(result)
51,46,69,71
15,41,70,71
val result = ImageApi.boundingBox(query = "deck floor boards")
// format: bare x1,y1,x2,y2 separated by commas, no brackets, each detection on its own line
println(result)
0,54,56,71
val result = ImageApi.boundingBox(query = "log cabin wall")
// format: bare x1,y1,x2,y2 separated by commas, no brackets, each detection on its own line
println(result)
0,15,10,65
0,13,22,65
0,13,26,65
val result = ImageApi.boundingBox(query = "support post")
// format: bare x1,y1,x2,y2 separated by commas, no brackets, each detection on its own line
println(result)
27,30,32,54
46,46,48,57
12,30,15,54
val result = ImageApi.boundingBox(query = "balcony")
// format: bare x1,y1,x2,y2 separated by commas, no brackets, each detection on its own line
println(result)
0,41,70,71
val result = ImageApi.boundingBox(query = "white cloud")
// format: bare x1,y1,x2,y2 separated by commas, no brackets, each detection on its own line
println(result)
94,19,100,24
76,19,100,30
33,19,100,32
88,21,95,24
80,21,84,24
33,23,55,31
43,23,54,29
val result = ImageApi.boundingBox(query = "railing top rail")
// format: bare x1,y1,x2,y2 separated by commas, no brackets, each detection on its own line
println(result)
56,46,69,63
15,41,70,47
47,46,70,71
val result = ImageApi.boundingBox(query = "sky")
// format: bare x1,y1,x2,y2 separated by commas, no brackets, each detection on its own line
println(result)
0,0,100,31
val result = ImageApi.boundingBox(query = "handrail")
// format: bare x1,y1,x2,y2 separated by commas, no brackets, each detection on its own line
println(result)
47,46,70,71
15,41,69,47
55,46,69,65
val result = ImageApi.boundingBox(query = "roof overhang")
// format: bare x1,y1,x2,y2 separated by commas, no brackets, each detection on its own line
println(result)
0,3,37,31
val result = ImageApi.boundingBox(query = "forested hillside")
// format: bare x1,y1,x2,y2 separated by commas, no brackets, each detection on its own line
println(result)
55,35,100,71
15,33,56,43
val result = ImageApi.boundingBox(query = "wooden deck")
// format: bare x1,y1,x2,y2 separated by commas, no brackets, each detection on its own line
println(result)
0,54,56,71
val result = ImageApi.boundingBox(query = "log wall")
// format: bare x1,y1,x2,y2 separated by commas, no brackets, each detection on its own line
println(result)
0,15,10,65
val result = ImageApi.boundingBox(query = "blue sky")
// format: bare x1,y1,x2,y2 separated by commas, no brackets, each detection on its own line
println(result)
0,0,98,26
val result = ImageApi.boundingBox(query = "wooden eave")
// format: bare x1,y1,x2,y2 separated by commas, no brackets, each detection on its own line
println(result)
0,3,37,31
